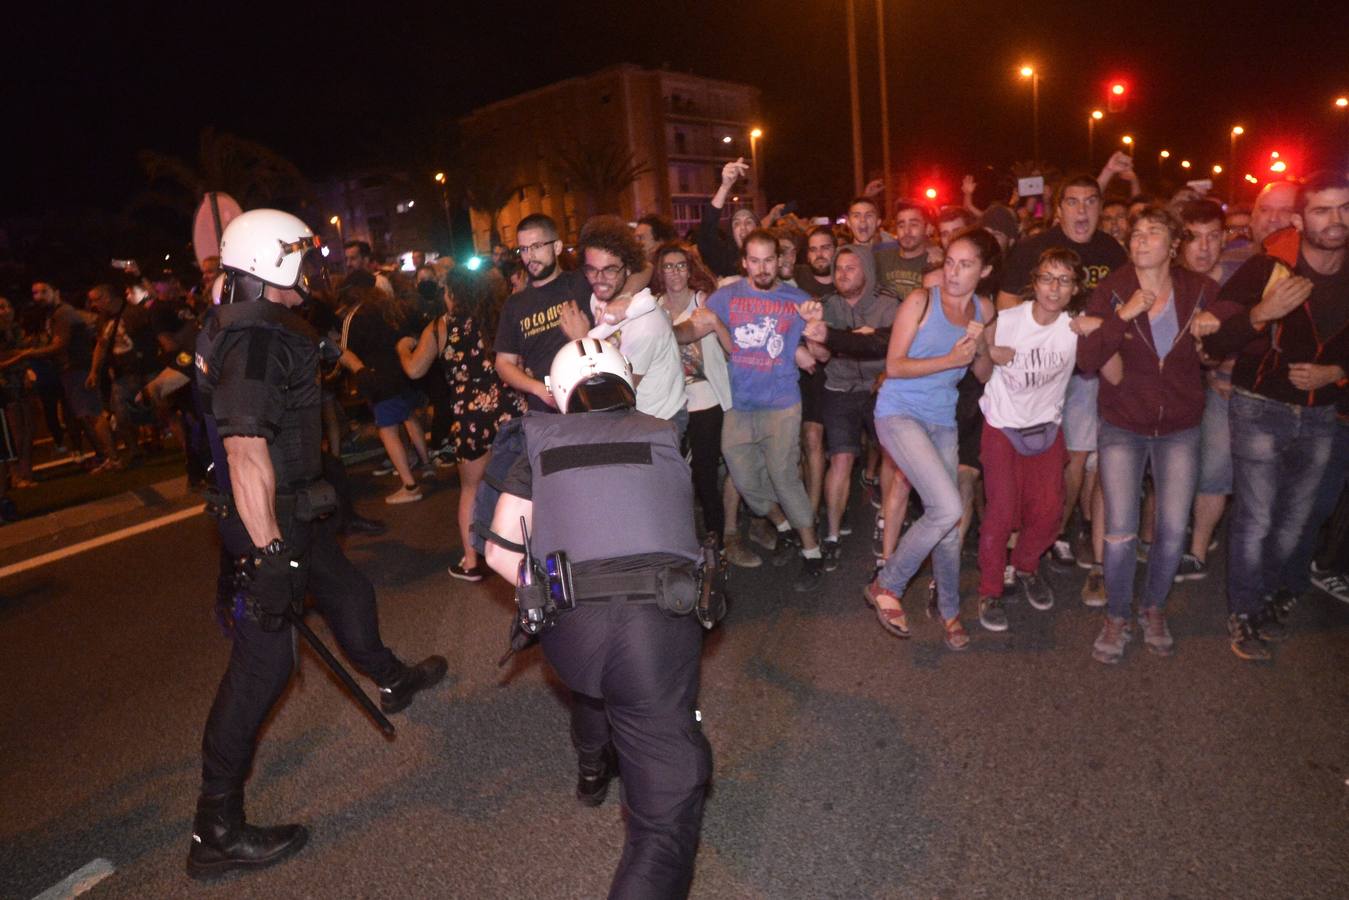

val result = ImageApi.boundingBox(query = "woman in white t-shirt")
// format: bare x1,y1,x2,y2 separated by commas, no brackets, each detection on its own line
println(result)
971,247,1096,632
652,242,736,550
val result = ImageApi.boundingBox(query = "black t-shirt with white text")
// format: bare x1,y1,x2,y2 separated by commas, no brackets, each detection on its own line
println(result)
494,269,595,411
1000,225,1128,302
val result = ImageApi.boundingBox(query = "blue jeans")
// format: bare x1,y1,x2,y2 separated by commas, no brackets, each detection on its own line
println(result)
1098,421,1200,619
1286,420,1349,591
1227,390,1339,614
874,415,962,620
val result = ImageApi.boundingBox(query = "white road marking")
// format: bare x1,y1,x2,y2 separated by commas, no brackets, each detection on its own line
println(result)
0,504,205,579
33,857,115,898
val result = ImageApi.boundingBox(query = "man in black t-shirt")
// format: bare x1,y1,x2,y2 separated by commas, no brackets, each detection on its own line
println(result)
494,214,598,412
996,175,1128,309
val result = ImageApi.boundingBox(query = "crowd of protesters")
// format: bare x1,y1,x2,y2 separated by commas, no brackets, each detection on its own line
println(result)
7,148,1347,665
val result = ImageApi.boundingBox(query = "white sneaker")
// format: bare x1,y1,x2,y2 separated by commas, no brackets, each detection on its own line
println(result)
385,484,423,505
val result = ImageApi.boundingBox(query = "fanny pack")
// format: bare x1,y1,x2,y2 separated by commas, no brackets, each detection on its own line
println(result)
1001,422,1059,456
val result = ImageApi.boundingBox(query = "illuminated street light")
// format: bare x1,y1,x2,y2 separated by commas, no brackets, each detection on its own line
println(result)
1019,65,1041,162
1180,159,1192,169
1212,164,1224,175
434,172,445,184
329,215,339,225
749,127,765,216
1088,110,1104,166
924,187,938,200
1159,149,1170,158
329,215,343,246
1337,97,1349,109
1245,174,1259,184
1121,134,1134,157
722,135,732,144
1111,83,1125,96
750,128,763,139
1228,126,1245,203
1271,160,1288,173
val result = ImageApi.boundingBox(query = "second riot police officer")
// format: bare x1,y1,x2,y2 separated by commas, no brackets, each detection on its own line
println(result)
485,338,717,899
187,209,446,879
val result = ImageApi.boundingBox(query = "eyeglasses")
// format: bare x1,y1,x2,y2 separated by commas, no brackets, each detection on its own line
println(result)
582,264,625,280
514,240,556,258
660,261,689,272
1034,273,1075,287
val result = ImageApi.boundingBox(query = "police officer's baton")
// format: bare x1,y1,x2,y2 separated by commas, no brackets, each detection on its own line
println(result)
285,609,396,737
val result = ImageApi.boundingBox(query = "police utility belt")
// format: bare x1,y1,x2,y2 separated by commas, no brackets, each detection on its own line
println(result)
204,479,340,523
518,551,700,624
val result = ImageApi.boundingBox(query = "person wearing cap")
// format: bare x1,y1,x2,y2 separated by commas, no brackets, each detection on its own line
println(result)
186,209,446,879
485,338,713,899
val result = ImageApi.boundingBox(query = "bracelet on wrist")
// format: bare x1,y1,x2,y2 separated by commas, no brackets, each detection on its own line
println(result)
255,538,289,557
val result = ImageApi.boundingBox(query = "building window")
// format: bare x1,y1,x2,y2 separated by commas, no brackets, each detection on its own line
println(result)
674,130,686,154
677,166,690,193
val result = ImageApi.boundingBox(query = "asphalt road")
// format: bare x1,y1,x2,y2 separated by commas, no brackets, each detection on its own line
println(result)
3,468,1347,899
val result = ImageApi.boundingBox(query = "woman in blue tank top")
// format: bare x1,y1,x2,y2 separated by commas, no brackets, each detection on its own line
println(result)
864,230,999,650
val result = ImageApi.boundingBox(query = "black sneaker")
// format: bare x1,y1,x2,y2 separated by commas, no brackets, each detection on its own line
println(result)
1173,553,1207,582
978,595,1008,632
1015,570,1055,611
448,560,487,582
1227,614,1271,661
821,538,841,572
379,656,448,714
1268,588,1298,622
1048,537,1077,567
793,556,824,592
1311,566,1349,604
1250,603,1289,643
773,530,802,568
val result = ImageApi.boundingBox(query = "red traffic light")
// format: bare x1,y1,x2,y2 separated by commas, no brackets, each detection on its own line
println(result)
1107,80,1129,113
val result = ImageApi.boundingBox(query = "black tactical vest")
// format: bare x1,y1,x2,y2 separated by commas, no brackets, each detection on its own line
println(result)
523,410,699,564
196,300,324,488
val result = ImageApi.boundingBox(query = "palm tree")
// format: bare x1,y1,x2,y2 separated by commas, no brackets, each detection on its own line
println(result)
552,139,651,217
462,165,519,249
134,127,313,215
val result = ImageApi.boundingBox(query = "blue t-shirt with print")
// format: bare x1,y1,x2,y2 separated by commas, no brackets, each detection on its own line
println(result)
706,278,810,411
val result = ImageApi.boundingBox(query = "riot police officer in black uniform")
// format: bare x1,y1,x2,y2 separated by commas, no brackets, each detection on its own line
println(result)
486,338,715,899
187,209,446,879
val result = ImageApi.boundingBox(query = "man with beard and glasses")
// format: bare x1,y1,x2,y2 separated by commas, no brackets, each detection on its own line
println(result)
683,229,826,592
1203,172,1349,660
494,214,651,414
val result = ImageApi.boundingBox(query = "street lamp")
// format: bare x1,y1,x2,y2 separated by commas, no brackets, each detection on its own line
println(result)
1229,126,1244,202
1121,134,1134,157
1088,110,1103,167
433,172,454,252
1338,97,1349,109
1019,65,1041,163
749,127,764,217
1212,164,1224,175
1180,159,1192,170
329,214,343,248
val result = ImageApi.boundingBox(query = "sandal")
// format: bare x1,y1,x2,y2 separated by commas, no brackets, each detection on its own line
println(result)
943,616,970,651
863,581,911,638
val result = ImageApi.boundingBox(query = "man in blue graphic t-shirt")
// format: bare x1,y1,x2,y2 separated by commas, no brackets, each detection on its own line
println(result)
685,229,825,592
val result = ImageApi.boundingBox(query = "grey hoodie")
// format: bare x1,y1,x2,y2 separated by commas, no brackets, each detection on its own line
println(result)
821,244,900,393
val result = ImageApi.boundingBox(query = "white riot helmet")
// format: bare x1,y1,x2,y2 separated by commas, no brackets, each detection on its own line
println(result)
545,338,636,414
218,209,321,302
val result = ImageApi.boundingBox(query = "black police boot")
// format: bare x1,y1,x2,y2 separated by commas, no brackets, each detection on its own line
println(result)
339,513,387,536
576,743,618,807
185,790,308,880
379,655,448,714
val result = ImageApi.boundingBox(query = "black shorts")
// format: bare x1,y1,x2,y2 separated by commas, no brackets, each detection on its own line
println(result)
956,372,985,472
822,388,876,456
799,367,826,425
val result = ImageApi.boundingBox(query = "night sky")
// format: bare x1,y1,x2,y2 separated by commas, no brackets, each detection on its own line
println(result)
5,0,1348,222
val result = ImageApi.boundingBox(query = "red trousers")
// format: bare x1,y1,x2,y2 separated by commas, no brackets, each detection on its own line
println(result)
977,421,1067,598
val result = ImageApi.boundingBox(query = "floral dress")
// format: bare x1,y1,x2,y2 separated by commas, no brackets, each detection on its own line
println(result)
439,313,522,460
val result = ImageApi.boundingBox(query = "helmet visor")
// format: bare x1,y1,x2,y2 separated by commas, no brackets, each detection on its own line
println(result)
566,374,636,413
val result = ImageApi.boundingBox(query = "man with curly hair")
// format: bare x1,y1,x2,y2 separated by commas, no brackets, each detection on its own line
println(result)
581,216,687,436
